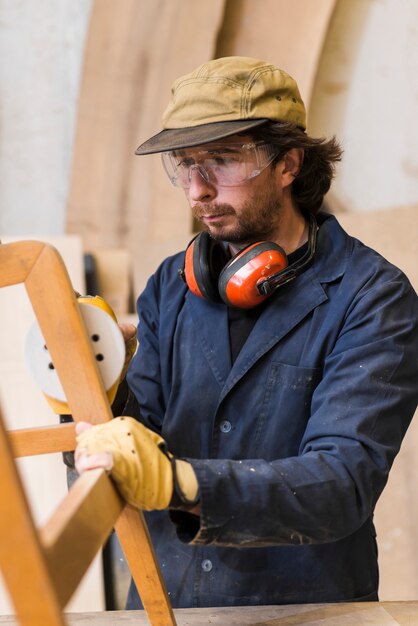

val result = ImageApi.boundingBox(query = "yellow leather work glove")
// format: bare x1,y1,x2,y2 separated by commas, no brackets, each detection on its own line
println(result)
75,416,199,511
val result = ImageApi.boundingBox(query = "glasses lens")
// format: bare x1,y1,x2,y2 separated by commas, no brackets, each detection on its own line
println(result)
162,143,280,188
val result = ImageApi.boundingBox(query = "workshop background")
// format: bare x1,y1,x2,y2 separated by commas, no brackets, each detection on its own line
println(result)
1,0,417,615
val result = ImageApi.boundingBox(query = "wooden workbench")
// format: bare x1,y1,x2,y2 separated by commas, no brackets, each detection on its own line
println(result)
1,602,418,625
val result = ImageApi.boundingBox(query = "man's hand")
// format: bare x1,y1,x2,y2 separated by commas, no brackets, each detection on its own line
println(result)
75,417,199,511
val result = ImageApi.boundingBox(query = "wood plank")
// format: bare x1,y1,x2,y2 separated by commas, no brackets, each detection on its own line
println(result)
58,602,418,625
0,407,65,626
88,248,132,316
1,602,418,625
40,469,123,609
9,423,76,457
336,206,418,601
66,0,226,296
216,0,337,107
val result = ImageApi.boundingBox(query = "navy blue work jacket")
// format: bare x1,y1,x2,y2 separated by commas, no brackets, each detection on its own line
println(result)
126,213,418,608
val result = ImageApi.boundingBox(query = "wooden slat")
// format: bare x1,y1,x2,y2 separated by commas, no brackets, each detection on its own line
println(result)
0,241,44,287
115,506,177,626
9,423,76,457
24,244,113,425
0,408,65,626
40,469,123,609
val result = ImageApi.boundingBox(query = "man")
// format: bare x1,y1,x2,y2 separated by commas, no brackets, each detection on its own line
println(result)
75,57,418,608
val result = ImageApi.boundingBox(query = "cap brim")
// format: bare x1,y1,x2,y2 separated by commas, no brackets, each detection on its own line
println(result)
135,119,269,155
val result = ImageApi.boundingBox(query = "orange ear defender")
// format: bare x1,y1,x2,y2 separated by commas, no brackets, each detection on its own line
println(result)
181,233,287,309
180,215,318,309
218,242,288,308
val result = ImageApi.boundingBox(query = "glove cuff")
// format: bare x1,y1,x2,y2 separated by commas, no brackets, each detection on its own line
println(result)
170,459,200,509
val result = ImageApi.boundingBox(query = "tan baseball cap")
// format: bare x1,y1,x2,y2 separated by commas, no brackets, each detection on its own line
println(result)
135,56,306,155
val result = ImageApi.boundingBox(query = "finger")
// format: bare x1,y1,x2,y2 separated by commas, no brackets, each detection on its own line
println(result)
119,323,137,343
75,451,113,474
75,421,93,435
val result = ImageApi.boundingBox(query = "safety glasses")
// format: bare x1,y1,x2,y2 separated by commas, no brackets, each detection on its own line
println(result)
161,142,281,188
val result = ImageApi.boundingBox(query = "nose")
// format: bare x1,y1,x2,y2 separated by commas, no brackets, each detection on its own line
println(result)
187,166,216,203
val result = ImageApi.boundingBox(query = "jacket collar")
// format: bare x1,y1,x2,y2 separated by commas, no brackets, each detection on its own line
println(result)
187,214,352,395
312,212,352,284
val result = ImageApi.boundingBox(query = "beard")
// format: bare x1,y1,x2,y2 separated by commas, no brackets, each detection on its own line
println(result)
191,182,283,245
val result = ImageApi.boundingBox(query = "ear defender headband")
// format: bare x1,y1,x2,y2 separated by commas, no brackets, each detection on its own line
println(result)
179,214,317,309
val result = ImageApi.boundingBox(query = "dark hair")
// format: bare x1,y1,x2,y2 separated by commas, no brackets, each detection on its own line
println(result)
250,122,343,214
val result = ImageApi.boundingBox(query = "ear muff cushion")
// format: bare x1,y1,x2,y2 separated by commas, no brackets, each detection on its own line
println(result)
219,242,288,308
184,231,229,302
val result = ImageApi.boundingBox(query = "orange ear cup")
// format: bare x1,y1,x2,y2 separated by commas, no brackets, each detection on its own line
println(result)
184,241,203,299
218,242,288,308
183,232,229,303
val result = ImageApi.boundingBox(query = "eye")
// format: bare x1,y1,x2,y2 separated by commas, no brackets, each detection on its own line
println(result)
175,157,194,169
208,154,240,167
211,157,228,166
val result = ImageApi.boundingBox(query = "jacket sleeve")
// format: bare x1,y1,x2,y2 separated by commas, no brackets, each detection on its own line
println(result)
126,271,164,433
186,276,418,547
126,253,188,434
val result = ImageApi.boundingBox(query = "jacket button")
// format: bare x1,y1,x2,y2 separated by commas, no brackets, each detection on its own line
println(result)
201,559,213,572
220,420,232,433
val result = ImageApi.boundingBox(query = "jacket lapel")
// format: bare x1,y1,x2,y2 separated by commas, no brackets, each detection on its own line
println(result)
187,291,232,387
219,267,328,401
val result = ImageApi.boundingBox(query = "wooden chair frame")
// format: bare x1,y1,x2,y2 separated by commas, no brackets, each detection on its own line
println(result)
0,241,176,626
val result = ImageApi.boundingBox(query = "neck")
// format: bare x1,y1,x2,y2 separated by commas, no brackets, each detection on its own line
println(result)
279,209,308,255
268,196,309,255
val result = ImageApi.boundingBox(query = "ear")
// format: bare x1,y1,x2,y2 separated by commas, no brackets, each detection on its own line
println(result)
281,148,304,188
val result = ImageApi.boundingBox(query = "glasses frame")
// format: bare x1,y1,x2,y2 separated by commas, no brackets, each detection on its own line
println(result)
161,141,281,188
